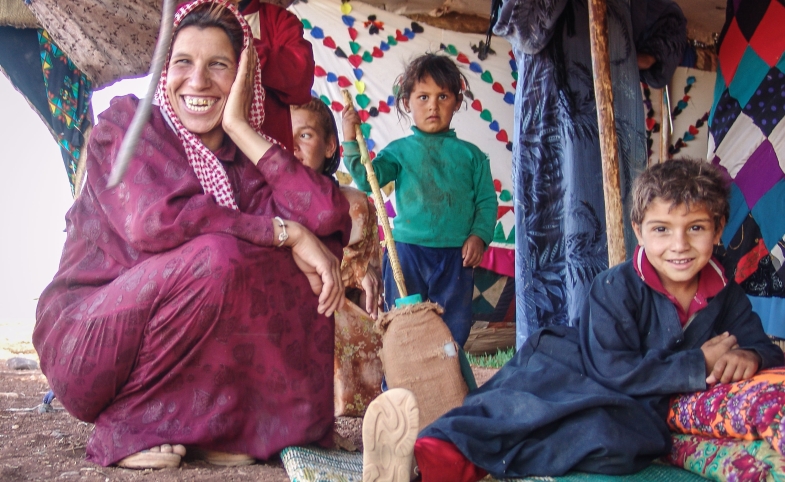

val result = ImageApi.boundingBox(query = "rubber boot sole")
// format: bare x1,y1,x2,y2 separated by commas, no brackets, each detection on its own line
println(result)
362,388,419,482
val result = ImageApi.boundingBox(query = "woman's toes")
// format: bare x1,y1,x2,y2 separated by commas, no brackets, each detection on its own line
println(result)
172,445,187,457
148,446,161,453
160,444,173,453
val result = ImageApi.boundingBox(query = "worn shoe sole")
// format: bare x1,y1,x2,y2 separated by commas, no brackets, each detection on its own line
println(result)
362,388,419,482
189,447,256,466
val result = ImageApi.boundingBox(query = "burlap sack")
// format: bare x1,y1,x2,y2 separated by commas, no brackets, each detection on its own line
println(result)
376,302,468,431
334,300,383,417
0,0,38,28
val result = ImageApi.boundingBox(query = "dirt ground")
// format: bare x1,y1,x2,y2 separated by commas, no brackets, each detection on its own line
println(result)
0,327,499,482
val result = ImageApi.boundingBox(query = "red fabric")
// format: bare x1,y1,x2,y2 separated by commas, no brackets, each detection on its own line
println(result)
414,437,487,482
243,1,315,151
632,246,727,326
33,95,351,466
478,246,515,278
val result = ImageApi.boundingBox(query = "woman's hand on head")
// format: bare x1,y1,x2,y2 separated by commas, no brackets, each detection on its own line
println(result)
280,220,344,317
222,46,256,135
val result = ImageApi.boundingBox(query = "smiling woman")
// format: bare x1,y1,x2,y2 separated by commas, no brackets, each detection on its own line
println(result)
31,0,351,471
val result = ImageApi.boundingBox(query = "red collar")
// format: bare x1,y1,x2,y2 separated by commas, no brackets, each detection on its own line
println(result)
633,246,727,327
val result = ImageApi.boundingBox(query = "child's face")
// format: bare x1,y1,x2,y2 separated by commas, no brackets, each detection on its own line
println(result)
403,74,460,134
291,109,336,173
633,198,724,295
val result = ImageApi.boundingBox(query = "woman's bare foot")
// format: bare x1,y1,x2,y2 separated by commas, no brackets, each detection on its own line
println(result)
116,444,186,469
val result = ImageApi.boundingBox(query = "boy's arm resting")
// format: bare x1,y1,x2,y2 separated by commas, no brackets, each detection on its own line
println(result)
579,271,707,397
341,141,400,194
469,154,498,245
714,283,785,370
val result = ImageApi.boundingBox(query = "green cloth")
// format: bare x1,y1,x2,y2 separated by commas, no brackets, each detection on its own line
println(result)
343,127,497,248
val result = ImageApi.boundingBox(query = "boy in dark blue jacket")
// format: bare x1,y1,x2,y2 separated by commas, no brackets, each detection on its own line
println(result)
361,159,785,482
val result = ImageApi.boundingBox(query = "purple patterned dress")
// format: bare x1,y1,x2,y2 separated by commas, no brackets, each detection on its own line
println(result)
33,95,351,466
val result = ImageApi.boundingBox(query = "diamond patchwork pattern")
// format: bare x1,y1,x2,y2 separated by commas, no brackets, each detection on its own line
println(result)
733,140,783,209
734,0,770,40
718,19,747,86
716,112,766,176
711,89,743,146
710,2,785,290
749,1,785,66
743,67,785,136
729,47,770,108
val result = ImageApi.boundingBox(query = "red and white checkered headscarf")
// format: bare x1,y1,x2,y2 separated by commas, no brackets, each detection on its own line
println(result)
155,0,265,210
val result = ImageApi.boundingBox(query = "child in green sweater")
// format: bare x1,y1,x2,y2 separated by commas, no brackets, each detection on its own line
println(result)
342,53,497,346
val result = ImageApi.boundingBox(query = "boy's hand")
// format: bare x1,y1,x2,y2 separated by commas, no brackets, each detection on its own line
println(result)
706,349,761,385
341,105,361,142
462,235,485,268
701,332,737,378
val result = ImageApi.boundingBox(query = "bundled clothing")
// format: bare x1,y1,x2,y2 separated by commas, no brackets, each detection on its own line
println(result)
492,0,687,343
418,252,784,479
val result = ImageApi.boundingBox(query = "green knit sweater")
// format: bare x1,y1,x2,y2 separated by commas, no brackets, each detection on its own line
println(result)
343,127,497,248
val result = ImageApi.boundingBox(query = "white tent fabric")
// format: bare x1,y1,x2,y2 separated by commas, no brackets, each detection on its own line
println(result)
290,0,516,275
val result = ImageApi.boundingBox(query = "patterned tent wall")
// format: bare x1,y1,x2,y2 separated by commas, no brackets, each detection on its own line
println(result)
289,0,518,324
707,0,785,337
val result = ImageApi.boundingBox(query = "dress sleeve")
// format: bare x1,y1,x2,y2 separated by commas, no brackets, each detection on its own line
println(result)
492,0,570,55
578,271,707,397
342,141,401,194
470,153,498,245
253,145,352,242
87,97,349,254
255,3,314,106
634,0,687,88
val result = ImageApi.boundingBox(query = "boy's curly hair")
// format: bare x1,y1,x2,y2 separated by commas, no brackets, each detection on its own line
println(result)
631,159,729,231
291,97,341,177
394,53,468,117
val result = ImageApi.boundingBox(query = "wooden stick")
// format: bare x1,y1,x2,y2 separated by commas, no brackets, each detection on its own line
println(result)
342,90,408,298
107,0,176,187
587,0,625,267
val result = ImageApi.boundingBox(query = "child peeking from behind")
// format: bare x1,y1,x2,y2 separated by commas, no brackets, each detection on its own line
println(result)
342,53,498,347
291,97,383,319
359,159,784,482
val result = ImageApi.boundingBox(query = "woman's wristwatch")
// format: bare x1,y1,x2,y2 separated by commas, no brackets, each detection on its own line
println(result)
274,216,288,247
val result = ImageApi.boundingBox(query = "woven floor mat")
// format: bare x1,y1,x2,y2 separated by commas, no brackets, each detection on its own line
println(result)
279,446,707,482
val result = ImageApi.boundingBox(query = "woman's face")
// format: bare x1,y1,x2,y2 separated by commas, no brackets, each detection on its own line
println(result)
166,26,237,151
291,109,336,173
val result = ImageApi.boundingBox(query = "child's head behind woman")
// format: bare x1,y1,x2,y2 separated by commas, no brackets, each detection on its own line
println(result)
395,53,468,134
290,97,341,178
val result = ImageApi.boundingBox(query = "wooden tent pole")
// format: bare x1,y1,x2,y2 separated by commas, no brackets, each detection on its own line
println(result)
587,0,625,267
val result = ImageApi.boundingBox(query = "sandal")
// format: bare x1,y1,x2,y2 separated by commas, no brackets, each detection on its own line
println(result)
189,447,256,466
116,444,186,469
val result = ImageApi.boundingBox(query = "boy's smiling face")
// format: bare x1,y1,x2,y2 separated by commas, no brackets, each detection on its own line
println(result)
633,198,724,297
